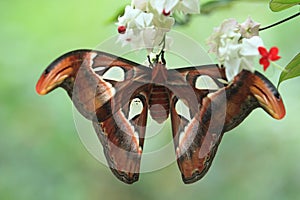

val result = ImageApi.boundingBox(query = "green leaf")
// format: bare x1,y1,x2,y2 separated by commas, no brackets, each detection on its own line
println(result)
270,0,300,12
200,0,233,15
200,0,269,14
278,53,300,87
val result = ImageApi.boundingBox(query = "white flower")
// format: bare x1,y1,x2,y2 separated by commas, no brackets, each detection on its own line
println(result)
207,18,265,82
117,28,143,48
224,56,242,83
117,26,171,52
117,5,155,48
207,19,239,54
174,0,200,14
150,6,175,31
117,6,141,26
139,28,172,53
219,35,264,82
218,33,241,60
150,0,179,14
220,36,263,82
240,36,263,56
135,12,153,28
117,6,153,29
218,34,242,82
150,0,200,15
132,0,149,11
240,17,261,39
239,36,264,72
116,1,200,52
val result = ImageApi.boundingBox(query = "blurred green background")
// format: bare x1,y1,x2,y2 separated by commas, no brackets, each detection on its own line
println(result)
1,0,300,199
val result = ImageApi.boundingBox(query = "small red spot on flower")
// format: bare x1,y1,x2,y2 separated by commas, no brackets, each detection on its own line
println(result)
162,9,171,16
118,26,126,34
258,46,281,71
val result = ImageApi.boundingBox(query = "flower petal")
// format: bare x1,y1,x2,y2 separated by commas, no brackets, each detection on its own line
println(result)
259,57,270,71
269,47,281,61
240,36,264,56
225,58,242,82
240,57,255,73
132,0,149,11
258,46,268,57
240,17,261,38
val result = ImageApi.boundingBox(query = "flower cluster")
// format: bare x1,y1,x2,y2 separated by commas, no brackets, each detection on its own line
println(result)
207,17,266,82
116,0,200,52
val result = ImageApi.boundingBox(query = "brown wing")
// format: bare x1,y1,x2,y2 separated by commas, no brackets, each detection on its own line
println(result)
93,92,149,184
36,49,151,121
168,66,285,184
36,49,151,184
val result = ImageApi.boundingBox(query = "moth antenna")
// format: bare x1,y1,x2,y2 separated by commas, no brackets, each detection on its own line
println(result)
154,54,159,65
147,55,154,68
161,50,166,65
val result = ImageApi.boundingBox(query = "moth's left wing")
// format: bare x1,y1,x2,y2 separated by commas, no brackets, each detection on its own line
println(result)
36,49,151,184
93,92,149,184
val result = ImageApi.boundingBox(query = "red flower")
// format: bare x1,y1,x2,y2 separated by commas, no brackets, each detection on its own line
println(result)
118,26,126,34
258,46,281,71
162,9,171,16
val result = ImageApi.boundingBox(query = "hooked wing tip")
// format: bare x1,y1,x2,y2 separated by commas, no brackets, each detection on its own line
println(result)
251,71,286,120
35,69,69,95
36,73,48,95
35,51,84,95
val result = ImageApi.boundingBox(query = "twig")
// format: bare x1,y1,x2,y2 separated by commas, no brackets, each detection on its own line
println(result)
259,12,300,31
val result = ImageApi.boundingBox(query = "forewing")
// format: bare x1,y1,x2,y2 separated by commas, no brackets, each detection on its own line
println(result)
70,50,151,122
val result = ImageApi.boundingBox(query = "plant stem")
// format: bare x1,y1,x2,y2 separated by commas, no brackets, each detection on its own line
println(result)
271,61,288,73
259,12,300,31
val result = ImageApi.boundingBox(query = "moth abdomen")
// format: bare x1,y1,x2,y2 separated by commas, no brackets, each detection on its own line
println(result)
149,85,170,123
